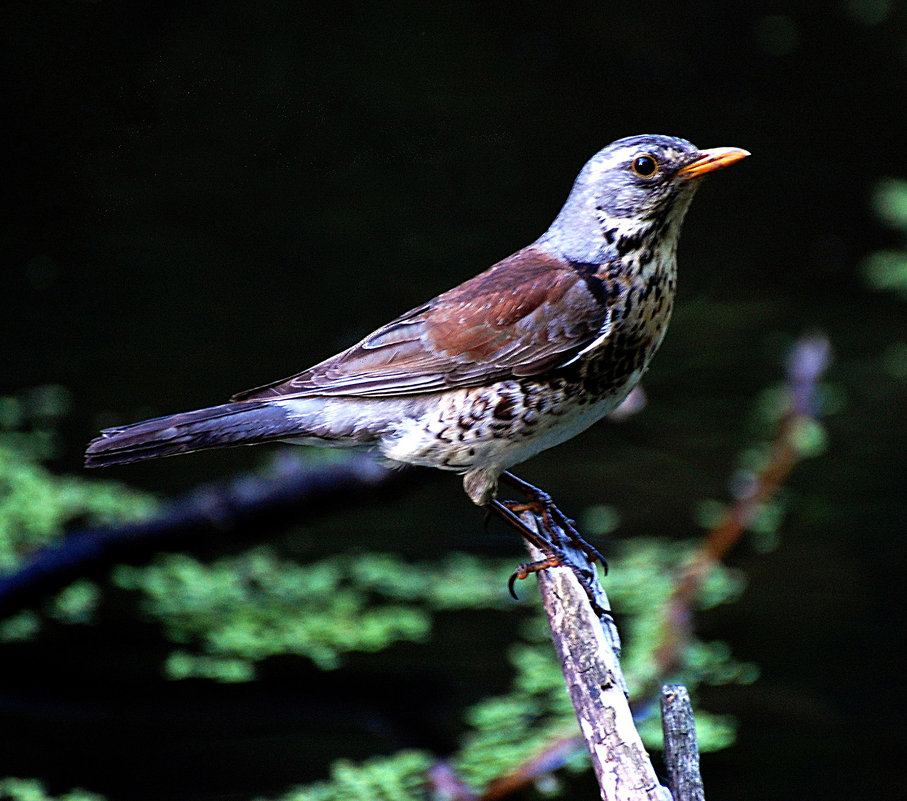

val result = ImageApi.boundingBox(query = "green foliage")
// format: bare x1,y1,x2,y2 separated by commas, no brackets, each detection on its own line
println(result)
0,387,158,637
578,503,621,536
109,538,751,738
255,751,433,801
601,539,752,703
882,341,907,380
864,177,907,383
113,548,522,678
871,178,907,230
0,778,104,801
861,249,907,300
0,610,41,641
0,436,156,575
0,387,158,572
862,178,907,301
104,535,750,800
47,580,101,624
451,640,579,789
694,377,836,556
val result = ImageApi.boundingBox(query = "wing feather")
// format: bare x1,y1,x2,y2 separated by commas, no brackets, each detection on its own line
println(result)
232,246,614,401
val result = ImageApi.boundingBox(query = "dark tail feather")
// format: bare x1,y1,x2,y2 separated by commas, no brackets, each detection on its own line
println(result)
85,401,299,468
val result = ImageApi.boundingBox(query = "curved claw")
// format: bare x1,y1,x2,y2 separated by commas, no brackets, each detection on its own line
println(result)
507,554,562,601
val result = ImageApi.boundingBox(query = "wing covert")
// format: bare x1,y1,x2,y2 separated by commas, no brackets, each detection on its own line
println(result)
232,246,616,401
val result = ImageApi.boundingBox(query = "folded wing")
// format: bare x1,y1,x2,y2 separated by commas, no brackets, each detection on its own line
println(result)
233,247,614,401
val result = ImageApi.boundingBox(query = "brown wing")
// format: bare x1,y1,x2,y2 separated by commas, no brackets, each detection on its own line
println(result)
232,246,614,401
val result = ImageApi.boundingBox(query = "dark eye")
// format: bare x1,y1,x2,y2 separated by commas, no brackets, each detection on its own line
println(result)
631,155,659,177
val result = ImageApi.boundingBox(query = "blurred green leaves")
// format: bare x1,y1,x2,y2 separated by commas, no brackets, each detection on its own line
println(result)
113,548,520,677
256,751,433,801
862,178,907,301
0,778,104,801
0,386,157,575
870,178,907,229
0,386,158,639
862,249,907,300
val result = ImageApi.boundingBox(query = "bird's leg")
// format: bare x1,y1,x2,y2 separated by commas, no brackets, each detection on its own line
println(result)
486,499,568,566
486,499,571,592
487,499,607,617
499,471,608,573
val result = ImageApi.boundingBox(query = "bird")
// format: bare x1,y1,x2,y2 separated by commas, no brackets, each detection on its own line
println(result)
85,134,748,597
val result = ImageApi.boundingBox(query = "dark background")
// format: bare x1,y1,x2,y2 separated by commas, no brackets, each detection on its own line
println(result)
2,1,906,799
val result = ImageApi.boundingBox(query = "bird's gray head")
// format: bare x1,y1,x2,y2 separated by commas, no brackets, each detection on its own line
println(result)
542,134,749,263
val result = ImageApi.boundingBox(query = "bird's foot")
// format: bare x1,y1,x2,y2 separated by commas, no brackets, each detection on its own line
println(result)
506,551,608,618
487,496,608,617
507,554,562,599
500,472,608,574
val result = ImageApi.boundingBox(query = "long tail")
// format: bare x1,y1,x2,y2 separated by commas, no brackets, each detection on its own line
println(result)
84,401,305,468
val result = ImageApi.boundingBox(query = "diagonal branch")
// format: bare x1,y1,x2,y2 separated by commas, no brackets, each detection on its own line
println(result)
654,333,831,680
520,512,672,801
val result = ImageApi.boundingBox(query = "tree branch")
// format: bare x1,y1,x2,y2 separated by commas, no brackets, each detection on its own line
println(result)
660,685,705,801
0,452,423,617
521,513,672,801
654,333,831,681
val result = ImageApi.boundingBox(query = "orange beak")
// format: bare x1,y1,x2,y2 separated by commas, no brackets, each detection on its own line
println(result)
678,146,751,180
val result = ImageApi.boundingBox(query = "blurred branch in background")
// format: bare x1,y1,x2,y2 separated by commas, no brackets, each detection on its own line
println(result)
654,333,832,684
0,451,422,619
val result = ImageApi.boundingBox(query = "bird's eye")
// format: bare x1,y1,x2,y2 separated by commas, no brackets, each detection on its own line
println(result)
631,155,659,178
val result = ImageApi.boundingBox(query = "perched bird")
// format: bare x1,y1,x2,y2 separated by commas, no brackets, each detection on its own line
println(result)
86,134,748,592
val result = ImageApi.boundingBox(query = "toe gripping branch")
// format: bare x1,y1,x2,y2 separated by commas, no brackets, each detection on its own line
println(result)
488,472,609,617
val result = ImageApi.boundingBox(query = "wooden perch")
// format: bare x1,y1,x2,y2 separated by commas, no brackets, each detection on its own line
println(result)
521,512,673,801
503,335,833,799
660,685,705,801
